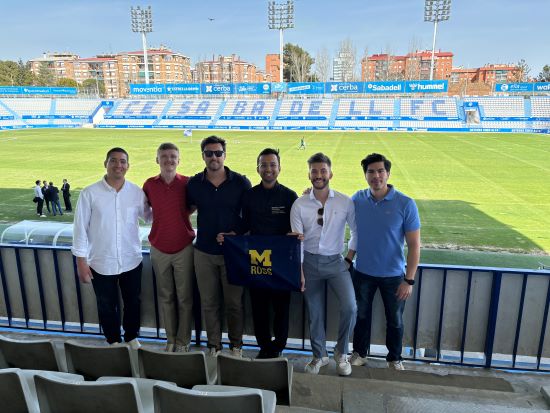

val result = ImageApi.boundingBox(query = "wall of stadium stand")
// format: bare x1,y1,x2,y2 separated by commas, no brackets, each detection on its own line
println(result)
0,96,549,133
1,242,550,371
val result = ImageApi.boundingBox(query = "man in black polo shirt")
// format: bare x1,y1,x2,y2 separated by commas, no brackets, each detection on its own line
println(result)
242,148,298,358
187,135,251,357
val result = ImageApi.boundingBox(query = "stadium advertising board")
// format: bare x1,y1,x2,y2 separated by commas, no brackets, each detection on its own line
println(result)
325,82,364,94
166,83,201,94
495,83,532,93
201,83,234,94
286,82,325,95
271,82,287,93
0,86,77,95
533,83,550,92
234,83,271,94
405,80,448,93
364,81,405,94
130,84,166,94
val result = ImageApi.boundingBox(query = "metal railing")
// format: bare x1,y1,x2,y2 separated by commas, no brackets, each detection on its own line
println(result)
1,244,549,371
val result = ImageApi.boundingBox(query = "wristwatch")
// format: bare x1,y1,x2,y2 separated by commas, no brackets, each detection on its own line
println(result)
403,277,415,286
344,257,353,265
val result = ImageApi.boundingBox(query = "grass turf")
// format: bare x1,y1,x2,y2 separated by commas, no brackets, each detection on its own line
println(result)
1,128,549,268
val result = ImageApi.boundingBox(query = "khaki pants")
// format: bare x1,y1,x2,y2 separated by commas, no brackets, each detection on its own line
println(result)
194,248,244,349
151,244,194,346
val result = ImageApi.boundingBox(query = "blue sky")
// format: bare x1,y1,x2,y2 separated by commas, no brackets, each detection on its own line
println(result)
2,0,549,76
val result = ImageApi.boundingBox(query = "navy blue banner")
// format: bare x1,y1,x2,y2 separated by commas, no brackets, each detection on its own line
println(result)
223,235,301,291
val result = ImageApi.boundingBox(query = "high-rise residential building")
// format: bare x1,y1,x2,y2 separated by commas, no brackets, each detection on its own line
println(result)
332,51,355,82
449,64,522,96
194,54,258,83
29,52,79,80
265,54,281,82
29,46,192,98
361,50,453,81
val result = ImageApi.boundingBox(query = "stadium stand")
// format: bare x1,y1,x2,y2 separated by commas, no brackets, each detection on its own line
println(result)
1,96,549,132
531,96,550,119
463,96,526,118
400,98,459,119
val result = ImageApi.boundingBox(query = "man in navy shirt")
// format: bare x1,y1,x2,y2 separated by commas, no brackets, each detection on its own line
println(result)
187,136,251,357
241,148,298,359
346,153,420,370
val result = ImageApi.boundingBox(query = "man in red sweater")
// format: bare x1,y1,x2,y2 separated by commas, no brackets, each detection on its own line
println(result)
143,142,196,352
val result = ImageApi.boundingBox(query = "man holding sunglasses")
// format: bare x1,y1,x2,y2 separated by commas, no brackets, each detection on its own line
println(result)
187,135,251,357
290,152,357,376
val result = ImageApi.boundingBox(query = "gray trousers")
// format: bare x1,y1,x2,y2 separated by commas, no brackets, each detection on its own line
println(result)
303,251,357,358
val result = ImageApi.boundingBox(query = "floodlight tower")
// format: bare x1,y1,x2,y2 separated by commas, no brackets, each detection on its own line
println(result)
424,0,451,80
131,5,153,84
268,0,294,83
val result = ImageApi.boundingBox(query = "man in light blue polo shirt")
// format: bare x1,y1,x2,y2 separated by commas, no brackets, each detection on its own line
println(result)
345,153,420,370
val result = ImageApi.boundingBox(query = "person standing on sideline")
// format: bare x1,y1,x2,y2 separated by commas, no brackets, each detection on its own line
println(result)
61,179,72,211
346,153,420,371
49,181,63,216
33,180,45,217
41,180,51,214
290,153,357,376
187,136,251,357
224,148,298,359
143,143,195,353
72,147,149,348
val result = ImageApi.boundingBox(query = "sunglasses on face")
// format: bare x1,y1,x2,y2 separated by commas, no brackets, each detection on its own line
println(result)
203,150,224,158
317,207,324,226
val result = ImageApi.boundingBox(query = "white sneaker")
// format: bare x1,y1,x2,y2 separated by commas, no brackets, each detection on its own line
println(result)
40,214,46,217
389,360,405,371
127,338,141,350
175,344,190,353
304,356,330,374
333,349,352,376
165,343,175,352
350,351,367,366
230,347,243,358
208,347,221,357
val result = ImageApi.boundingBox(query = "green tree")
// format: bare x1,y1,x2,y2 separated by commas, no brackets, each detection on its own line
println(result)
537,65,550,82
0,60,20,85
35,62,56,86
57,78,78,87
81,78,105,97
283,43,315,82
16,59,34,85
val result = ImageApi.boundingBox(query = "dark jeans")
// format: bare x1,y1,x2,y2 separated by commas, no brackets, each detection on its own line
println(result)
91,263,142,344
249,287,291,355
36,198,44,215
51,199,63,216
352,270,405,362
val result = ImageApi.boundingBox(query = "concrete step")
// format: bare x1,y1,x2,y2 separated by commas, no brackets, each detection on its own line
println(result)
343,393,550,413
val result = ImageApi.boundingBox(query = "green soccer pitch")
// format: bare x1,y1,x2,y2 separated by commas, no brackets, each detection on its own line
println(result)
1,128,549,268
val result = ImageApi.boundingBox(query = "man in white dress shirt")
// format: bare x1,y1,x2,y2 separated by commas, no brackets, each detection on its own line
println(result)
72,147,148,348
290,152,357,376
